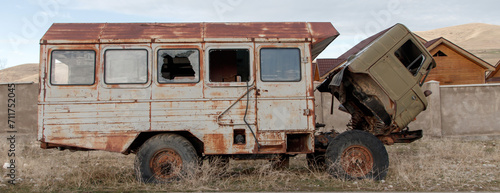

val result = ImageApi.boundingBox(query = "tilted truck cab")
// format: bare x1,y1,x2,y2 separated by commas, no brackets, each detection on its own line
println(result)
38,22,433,182
317,23,435,144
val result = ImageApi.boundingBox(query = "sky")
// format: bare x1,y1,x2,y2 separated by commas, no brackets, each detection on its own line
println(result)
0,0,499,69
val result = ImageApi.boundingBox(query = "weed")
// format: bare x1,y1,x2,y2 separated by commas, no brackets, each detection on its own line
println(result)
0,134,499,192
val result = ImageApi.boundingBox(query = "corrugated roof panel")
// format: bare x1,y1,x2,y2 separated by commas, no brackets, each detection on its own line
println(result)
204,22,311,40
41,23,105,43
40,22,339,52
100,23,203,42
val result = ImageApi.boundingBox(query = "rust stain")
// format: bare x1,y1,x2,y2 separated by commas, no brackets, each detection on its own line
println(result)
106,135,136,152
203,134,226,154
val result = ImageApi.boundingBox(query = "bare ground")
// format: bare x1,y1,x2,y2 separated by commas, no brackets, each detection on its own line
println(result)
0,133,498,192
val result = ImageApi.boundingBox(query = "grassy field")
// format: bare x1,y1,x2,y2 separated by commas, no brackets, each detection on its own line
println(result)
0,134,499,192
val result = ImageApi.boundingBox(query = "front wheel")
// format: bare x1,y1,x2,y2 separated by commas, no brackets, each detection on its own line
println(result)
325,130,388,180
134,134,199,183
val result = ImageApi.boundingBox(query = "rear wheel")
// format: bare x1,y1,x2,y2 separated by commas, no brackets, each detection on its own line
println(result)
325,130,388,180
135,134,199,183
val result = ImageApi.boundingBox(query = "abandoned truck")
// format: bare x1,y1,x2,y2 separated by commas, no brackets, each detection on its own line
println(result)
38,22,435,182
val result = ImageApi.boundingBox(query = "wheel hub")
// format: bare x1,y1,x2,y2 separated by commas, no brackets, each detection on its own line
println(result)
150,148,183,180
340,145,373,177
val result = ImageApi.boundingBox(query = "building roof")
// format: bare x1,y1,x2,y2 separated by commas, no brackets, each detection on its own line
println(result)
41,22,339,60
424,37,495,71
317,25,391,79
486,60,500,82
316,58,344,78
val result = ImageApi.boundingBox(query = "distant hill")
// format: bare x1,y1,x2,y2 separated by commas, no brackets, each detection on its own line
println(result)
0,63,39,83
415,23,500,65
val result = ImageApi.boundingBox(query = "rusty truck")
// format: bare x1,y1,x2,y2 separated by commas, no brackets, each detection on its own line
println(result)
38,22,435,182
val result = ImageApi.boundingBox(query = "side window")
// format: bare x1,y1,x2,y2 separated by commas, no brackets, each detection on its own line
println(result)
158,49,199,83
394,40,424,76
50,50,95,85
209,49,250,82
260,48,301,82
105,49,148,84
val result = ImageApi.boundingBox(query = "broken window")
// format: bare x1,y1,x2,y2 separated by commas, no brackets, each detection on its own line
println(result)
158,49,199,83
105,49,148,84
394,40,424,76
50,50,95,85
209,49,250,82
260,48,301,82
433,50,447,57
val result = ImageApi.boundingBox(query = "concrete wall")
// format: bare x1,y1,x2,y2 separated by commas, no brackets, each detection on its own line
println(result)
0,83,38,133
440,83,500,136
408,81,442,137
315,81,500,138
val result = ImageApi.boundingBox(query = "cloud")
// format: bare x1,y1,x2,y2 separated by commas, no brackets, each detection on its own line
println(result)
69,0,219,21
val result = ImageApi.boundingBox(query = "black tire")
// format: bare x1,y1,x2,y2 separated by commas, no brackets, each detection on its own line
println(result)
134,134,199,183
325,130,388,180
306,152,326,170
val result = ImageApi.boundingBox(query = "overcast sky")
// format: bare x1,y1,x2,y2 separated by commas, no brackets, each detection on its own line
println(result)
0,0,499,69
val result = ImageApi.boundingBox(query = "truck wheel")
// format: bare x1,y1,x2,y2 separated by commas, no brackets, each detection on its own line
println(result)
325,130,388,180
134,134,199,183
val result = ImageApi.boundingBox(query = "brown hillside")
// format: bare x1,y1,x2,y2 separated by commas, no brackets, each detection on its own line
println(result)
0,63,39,83
415,23,500,65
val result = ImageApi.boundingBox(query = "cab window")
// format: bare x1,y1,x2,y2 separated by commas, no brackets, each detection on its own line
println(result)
209,49,250,82
260,48,301,82
104,49,148,84
394,40,424,76
158,49,199,83
50,50,95,85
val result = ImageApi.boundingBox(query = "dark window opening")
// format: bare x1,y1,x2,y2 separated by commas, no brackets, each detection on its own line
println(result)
209,49,250,82
433,50,447,57
394,40,424,76
158,49,199,83
260,48,301,82
50,50,95,85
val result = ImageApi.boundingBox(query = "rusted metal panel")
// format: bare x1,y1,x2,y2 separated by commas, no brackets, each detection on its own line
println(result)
41,23,105,44
100,23,203,43
308,22,340,59
39,22,336,155
41,22,339,49
43,132,138,153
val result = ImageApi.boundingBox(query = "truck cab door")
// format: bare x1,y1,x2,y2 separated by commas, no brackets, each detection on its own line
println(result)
255,44,311,132
203,43,258,154
368,36,433,128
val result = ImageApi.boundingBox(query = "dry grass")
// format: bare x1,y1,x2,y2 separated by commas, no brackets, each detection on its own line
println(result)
1,134,499,192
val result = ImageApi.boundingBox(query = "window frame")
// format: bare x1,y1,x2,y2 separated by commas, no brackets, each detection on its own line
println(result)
259,47,302,82
205,44,254,87
49,49,96,86
103,49,149,85
393,39,425,77
156,48,201,84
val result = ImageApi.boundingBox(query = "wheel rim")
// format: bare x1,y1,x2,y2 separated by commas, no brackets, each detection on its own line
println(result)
340,145,373,177
150,148,183,180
